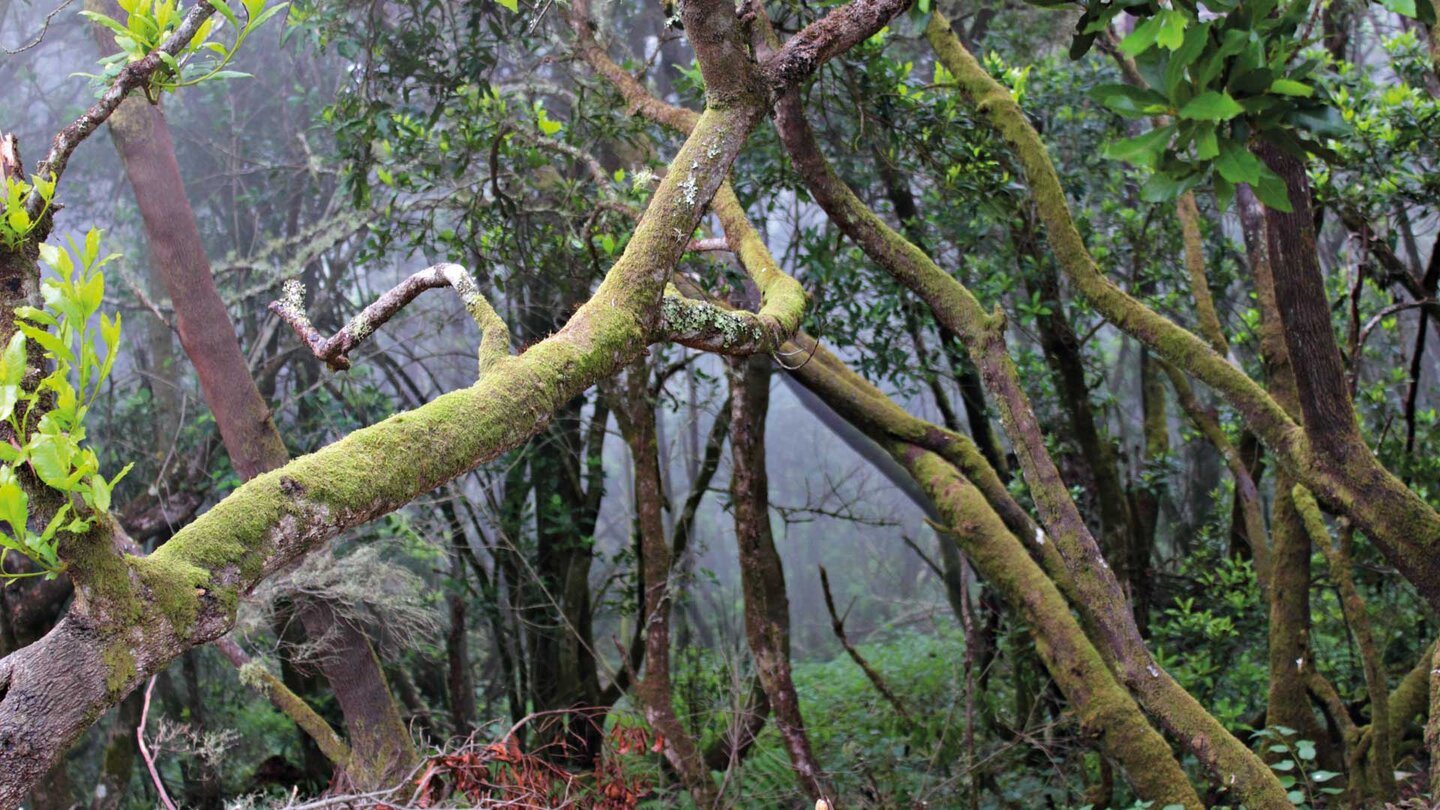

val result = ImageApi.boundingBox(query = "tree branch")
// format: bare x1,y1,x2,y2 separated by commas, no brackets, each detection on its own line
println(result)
269,263,511,375
26,1,217,218
761,0,913,93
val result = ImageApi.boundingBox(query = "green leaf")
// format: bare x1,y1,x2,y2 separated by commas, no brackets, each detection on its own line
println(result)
1156,9,1187,50
28,434,74,489
495,0,518,12
247,2,289,29
14,306,56,328
0,480,27,536
1089,83,1169,118
1269,78,1314,97
1118,14,1164,56
79,272,104,318
1102,125,1174,167
1,332,25,389
536,105,563,136
209,0,240,26
37,242,71,275
38,504,71,544
1140,169,1199,203
82,229,101,268
1179,90,1245,121
109,461,135,491
1254,165,1294,213
78,10,132,39
89,474,112,513
16,323,74,368
1164,22,1210,95
1215,140,1262,184
6,206,29,235
1378,0,1418,17
1194,124,1220,159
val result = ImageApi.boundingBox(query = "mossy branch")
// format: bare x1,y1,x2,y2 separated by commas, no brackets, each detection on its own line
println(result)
1295,486,1394,799
0,92,770,806
1163,362,1270,580
773,27,1287,804
924,12,1298,459
215,637,351,768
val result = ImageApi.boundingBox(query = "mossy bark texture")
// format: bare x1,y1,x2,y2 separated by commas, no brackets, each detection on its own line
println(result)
0,0,915,797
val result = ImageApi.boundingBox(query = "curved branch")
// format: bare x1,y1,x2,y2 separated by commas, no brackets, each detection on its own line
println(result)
0,80,768,803
659,182,807,357
269,263,511,375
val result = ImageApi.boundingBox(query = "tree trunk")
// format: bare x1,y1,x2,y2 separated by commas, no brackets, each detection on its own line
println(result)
729,353,831,802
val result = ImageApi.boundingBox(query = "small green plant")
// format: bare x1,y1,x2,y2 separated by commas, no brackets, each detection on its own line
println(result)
80,0,289,102
0,229,131,581
1,173,56,250
1253,726,1342,808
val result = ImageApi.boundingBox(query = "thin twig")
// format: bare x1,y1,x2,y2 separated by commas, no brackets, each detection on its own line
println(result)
0,0,76,55
818,565,914,724
137,675,178,810
1357,299,1434,350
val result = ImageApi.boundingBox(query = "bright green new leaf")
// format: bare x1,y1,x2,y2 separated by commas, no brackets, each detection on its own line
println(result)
0,480,26,536
1156,10,1187,50
1269,78,1314,97
16,324,74,368
1,333,25,389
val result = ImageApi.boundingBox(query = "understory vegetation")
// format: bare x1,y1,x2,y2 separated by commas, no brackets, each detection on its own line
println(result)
0,0,1438,806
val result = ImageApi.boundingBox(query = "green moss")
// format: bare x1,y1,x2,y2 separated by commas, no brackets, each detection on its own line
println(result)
129,554,211,635
60,520,143,625
102,642,136,697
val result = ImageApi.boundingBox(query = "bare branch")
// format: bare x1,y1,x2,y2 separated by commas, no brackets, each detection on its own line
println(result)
137,677,178,810
1358,298,1434,349
1,0,76,55
269,263,511,375
818,565,914,724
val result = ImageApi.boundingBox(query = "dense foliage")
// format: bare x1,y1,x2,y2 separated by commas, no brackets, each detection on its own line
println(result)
0,0,1437,806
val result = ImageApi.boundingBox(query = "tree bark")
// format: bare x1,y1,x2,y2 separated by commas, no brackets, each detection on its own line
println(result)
618,362,717,806
297,600,417,790
728,353,831,802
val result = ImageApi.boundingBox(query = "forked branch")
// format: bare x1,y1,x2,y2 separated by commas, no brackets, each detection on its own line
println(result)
269,263,510,375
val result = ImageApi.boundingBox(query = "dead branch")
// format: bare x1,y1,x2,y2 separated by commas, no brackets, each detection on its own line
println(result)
270,263,510,375
818,565,914,725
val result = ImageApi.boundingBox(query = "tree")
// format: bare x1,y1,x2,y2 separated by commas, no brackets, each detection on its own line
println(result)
1,0,1439,804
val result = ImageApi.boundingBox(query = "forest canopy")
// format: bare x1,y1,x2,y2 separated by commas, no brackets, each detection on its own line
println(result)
0,0,1438,806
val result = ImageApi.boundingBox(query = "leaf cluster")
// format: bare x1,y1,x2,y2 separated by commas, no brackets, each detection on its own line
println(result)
0,231,131,580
